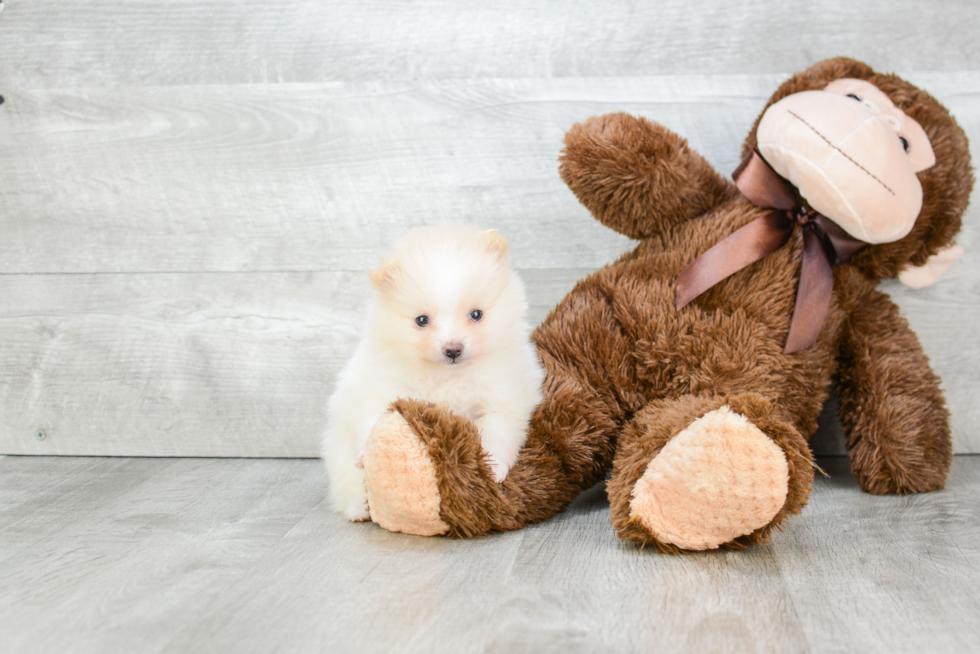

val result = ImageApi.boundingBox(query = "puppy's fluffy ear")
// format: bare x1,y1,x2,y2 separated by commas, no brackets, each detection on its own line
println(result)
369,258,401,289
479,229,508,259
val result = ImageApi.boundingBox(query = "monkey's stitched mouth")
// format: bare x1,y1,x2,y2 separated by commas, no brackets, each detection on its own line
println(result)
786,109,896,196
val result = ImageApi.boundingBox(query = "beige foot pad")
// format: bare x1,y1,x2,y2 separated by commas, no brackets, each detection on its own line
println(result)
629,405,789,551
362,411,449,537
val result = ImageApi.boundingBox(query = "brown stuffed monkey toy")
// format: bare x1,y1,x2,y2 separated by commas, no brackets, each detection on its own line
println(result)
358,57,973,552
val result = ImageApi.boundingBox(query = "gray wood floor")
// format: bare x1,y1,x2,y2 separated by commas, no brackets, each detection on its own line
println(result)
1,454,978,654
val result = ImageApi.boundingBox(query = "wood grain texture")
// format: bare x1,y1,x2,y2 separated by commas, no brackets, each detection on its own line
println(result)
1,75,975,275
0,76,977,454
0,0,978,88
0,457,331,654
0,0,978,458
0,78,767,274
1,455,978,653
0,272,351,456
2,267,975,456
0,457,176,564
773,457,980,653
0,269,580,456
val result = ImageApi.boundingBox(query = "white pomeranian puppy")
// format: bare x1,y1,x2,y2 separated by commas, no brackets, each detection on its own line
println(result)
322,225,544,522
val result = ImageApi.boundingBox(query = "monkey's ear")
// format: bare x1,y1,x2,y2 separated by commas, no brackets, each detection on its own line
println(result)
479,229,509,257
369,258,401,289
898,243,963,289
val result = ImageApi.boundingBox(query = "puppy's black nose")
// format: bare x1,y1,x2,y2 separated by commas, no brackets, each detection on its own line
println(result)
443,343,463,362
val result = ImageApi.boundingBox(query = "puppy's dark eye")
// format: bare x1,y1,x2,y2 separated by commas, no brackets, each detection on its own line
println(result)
847,94,861,101
469,309,483,322
899,136,910,152
415,315,429,327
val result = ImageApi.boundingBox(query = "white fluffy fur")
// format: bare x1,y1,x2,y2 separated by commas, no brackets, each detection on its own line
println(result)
321,225,544,521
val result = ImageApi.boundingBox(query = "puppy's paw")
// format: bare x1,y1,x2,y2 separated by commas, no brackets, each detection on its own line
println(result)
484,451,511,483
478,416,523,484
344,497,371,522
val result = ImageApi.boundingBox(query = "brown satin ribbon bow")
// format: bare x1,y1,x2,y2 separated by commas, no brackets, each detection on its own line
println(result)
675,150,866,354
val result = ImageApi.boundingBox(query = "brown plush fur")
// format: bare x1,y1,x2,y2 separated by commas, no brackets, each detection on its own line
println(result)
378,58,972,550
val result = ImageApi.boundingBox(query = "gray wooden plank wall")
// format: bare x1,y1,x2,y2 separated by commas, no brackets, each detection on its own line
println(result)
1,0,978,456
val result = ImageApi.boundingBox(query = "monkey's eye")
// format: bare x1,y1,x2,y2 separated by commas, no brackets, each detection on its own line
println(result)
847,94,861,101
899,136,910,152
469,309,483,322
415,315,430,327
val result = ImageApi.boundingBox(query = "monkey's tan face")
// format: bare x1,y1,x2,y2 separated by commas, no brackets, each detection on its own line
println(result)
755,79,935,244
